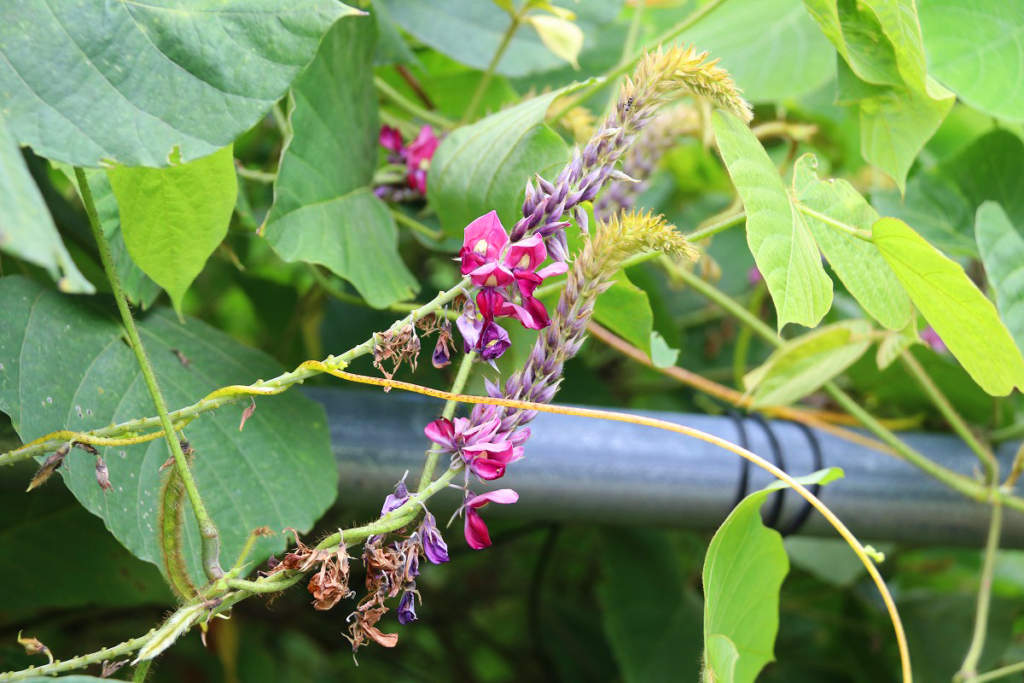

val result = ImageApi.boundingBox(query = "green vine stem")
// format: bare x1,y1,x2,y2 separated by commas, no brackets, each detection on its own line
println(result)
132,660,151,682
974,661,1024,683
75,167,224,583
416,350,477,492
391,208,445,241
0,632,155,682
956,501,1003,683
901,350,999,483
463,3,527,124
375,75,453,129
0,278,471,468
661,257,1022,513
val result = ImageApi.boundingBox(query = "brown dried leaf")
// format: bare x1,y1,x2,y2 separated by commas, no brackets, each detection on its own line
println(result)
27,444,70,492
239,399,256,432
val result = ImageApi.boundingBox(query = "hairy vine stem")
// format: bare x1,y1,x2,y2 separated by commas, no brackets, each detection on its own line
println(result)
75,167,224,582
0,370,911,683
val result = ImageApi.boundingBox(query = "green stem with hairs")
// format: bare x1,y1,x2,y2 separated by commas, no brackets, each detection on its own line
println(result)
375,76,453,129
132,660,151,682
0,278,472,468
956,502,1003,683
75,167,224,583
416,351,477,492
685,210,746,243
463,4,526,124
901,350,999,483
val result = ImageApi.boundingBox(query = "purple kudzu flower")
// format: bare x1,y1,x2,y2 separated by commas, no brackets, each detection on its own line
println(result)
418,512,449,564
462,489,519,549
380,473,410,516
424,415,521,481
397,590,418,625
456,302,512,362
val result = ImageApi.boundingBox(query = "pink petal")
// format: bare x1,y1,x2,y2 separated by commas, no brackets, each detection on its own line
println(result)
504,235,547,272
468,457,506,481
536,262,568,280
407,126,439,163
469,262,514,288
463,211,508,259
379,125,404,153
424,419,455,447
467,488,519,508
464,508,492,549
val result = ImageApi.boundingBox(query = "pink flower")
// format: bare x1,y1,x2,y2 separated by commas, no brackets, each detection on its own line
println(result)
406,127,439,193
463,489,519,549
424,415,522,481
747,266,763,285
379,125,404,153
460,211,512,284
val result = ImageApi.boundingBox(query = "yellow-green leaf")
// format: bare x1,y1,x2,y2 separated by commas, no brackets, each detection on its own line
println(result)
713,111,832,330
976,202,1024,355
108,146,237,316
873,217,1024,395
743,320,873,407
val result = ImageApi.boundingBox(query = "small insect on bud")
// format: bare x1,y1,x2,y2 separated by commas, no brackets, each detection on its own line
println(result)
17,631,53,664
73,442,99,455
95,456,112,492
101,659,128,678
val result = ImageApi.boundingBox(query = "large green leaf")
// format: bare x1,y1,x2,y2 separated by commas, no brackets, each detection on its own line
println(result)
939,130,1024,231
0,118,92,294
599,530,704,683
428,84,583,238
0,276,337,585
873,217,1024,396
108,146,237,316
976,202,1024,355
702,469,843,683
793,154,910,329
0,1,354,168
263,15,417,308
686,0,835,102
0,467,169,619
378,0,619,77
713,111,832,330
918,0,1024,122
805,0,954,191
743,320,873,407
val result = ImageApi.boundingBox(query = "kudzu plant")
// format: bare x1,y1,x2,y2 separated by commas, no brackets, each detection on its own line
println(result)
1,1,1023,682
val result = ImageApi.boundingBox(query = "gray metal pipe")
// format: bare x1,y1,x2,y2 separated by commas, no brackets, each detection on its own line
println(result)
306,388,1023,548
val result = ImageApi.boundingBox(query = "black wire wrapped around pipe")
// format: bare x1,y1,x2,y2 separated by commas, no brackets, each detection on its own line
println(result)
305,388,1024,549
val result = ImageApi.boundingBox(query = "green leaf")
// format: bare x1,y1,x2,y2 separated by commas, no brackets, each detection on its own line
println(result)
56,166,163,309
263,15,418,308
976,202,1024,355
873,217,1024,395
0,467,170,618
939,130,1024,231
0,276,337,586
919,0,1024,122
428,84,584,238
743,320,873,407
872,172,976,258
805,0,954,191
793,154,911,330
0,1,356,168
712,111,833,331
107,146,237,316
876,320,918,370
599,530,704,683
703,635,740,683
0,118,93,294
377,0,618,77
594,271,654,357
686,0,835,102
702,468,843,683
650,331,680,369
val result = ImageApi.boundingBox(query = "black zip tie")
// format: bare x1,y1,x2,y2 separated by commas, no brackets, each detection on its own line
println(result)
725,408,752,509
776,421,824,537
749,413,786,530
